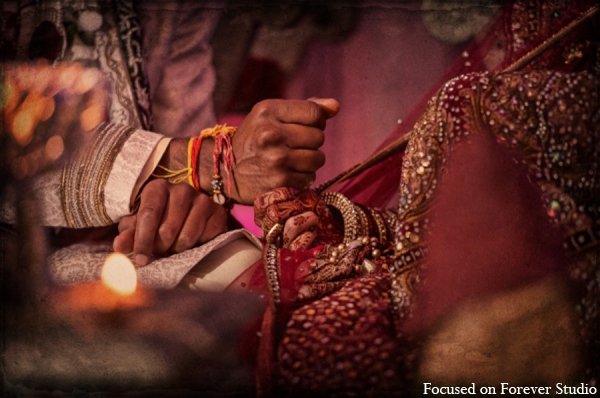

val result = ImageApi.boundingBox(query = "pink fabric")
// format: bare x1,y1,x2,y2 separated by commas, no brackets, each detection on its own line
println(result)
285,5,466,187
332,1,597,208
404,133,567,333
334,14,507,207
228,5,470,228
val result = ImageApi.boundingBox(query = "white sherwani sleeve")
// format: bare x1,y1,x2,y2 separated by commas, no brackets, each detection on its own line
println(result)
30,123,166,228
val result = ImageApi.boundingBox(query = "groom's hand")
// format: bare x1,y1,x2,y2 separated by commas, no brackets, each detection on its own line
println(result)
113,179,228,266
219,98,340,204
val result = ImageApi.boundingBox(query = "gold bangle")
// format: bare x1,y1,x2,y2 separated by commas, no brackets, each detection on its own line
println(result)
369,208,389,242
320,192,358,244
263,223,283,308
353,204,371,238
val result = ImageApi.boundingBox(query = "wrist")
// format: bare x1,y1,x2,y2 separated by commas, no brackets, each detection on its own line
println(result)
197,125,240,204
157,126,239,203
156,137,216,196
157,138,187,174
198,136,214,195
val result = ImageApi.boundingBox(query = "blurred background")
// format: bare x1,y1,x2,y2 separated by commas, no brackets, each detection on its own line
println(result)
212,0,497,185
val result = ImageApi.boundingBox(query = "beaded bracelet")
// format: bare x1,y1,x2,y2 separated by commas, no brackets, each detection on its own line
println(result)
353,203,372,238
320,192,359,244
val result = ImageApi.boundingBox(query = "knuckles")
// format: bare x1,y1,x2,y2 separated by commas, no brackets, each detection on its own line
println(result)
137,205,161,221
172,182,195,198
251,100,273,119
174,234,195,252
263,148,288,168
256,125,283,148
158,223,179,243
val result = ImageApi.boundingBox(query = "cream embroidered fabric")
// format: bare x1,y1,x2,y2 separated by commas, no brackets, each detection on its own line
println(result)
48,229,262,290
104,129,165,220
180,237,262,292
0,127,167,228
131,137,172,207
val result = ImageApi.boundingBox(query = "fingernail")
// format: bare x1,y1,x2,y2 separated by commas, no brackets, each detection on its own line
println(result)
135,254,149,266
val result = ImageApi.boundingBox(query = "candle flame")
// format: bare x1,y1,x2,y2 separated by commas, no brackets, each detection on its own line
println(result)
101,253,137,296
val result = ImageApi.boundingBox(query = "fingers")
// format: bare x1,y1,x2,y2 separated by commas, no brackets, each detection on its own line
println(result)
256,99,328,128
113,214,137,254
230,97,339,204
250,99,337,149
283,211,319,249
254,124,325,153
257,146,324,173
171,194,227,253
153,183,194,254
289,231,317,251
308,98,340,119
133,179,169,265
282,124,325,149
200,210,229,243
119,179,230,264
285,149,326,173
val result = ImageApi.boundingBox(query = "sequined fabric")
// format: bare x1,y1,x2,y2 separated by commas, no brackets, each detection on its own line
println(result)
504,0,597,72
392,68,598,362
267,69,597,397
259,1,599,395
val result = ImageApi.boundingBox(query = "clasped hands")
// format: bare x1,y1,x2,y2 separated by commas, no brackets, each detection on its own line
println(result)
114,98,340,265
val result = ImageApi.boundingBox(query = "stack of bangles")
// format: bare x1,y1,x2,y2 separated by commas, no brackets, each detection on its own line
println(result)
152,124,237,206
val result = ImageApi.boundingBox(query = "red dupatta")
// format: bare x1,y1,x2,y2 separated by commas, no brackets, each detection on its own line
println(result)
242,1,599,393
323,0,598,209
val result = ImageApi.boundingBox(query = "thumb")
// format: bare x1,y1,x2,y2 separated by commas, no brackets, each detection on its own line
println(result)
308,97,340,119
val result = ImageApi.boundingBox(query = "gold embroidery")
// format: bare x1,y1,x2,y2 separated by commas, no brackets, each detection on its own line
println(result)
61,123,135,228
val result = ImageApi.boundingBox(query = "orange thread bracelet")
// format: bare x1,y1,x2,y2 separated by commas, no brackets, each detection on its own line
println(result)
152,125,236,202
200,125,236,205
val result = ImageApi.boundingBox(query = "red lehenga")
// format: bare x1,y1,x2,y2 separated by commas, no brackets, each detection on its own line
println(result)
242,1,599,396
